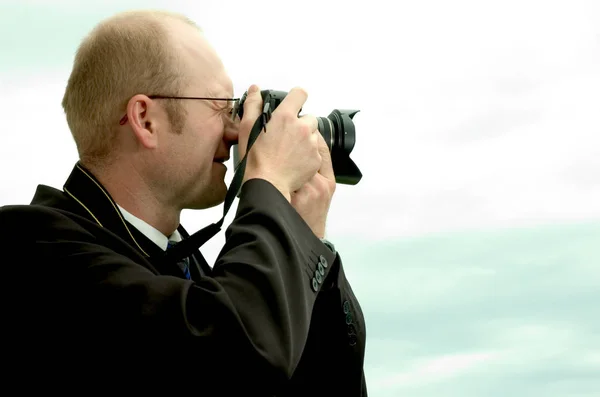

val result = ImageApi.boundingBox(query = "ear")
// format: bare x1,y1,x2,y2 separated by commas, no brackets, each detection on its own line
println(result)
126,94,158,149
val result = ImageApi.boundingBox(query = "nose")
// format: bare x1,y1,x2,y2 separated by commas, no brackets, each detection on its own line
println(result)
223,120,239,146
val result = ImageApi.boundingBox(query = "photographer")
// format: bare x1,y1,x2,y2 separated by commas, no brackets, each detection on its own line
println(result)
0,9,367,396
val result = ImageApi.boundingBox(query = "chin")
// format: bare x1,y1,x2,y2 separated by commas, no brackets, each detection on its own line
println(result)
189,185,227,210
203,195,226,209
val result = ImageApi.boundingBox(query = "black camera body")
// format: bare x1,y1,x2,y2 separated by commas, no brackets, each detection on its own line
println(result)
233,89,362,185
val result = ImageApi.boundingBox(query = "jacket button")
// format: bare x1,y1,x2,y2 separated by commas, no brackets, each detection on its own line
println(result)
318,262,325,276
312,277,319,292
319,255,328,268
347,324,357,336
343,300,350,314
315,270,323,284
345,312,353,325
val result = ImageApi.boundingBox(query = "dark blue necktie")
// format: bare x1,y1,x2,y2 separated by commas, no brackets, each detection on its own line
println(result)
167,240,191,280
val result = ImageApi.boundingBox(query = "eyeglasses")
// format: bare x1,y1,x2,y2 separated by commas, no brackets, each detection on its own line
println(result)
118,95,240,125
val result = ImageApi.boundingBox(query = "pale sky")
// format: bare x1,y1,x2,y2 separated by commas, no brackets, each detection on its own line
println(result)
1,1,599,395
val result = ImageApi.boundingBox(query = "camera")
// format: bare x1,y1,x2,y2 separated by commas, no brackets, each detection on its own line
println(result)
233,89,362,185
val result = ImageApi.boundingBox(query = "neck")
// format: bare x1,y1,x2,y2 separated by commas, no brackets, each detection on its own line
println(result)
85,159,181,237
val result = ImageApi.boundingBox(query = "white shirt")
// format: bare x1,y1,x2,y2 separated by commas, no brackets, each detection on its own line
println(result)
117,205,182,251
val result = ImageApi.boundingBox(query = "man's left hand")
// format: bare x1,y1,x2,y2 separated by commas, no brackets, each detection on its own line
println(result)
290,132,336,239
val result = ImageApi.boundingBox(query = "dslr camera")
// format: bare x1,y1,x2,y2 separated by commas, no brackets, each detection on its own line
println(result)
233,89,362,185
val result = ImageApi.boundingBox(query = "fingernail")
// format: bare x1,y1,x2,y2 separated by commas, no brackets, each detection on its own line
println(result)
248,84,259,94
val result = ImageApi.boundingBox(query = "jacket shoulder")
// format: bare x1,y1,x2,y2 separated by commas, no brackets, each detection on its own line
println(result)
0,203,96,236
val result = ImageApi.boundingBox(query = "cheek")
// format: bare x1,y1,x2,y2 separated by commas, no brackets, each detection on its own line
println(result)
188,119,222,159
204,116,226,146
184,113,225,150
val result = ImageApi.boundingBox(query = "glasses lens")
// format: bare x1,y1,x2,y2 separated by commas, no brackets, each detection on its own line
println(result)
231,98,240,121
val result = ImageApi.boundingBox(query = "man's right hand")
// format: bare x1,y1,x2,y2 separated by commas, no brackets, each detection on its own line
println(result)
238,85,322,202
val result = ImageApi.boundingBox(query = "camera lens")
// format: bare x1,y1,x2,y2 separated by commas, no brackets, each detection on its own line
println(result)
317,117,334,151
317,109,361,185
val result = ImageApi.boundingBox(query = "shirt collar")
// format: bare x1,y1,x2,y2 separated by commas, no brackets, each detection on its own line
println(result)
117,204,182,251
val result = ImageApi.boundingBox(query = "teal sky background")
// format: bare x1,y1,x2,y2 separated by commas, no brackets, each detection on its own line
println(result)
1,1,599,395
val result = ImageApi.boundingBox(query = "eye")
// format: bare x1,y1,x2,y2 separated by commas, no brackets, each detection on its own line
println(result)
223,107,234,118
229,100,240,121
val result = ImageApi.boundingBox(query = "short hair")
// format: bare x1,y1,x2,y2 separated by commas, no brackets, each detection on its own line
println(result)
61,10,201,166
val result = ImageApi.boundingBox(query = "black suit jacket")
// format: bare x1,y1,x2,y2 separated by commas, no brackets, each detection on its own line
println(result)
0,162,367,396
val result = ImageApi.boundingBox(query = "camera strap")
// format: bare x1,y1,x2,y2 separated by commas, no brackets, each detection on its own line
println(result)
161,101,271,265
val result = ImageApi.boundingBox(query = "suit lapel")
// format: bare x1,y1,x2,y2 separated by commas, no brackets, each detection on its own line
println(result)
63,162,210,279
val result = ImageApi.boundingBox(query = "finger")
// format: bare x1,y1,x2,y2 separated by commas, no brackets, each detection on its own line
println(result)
298,114,318,136
291,180,317,204
276,86,308,116
316,133,335,181
238,84,262,157
292,173,317,193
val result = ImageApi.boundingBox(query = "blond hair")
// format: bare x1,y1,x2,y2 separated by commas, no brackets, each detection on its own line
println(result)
61,10,200,166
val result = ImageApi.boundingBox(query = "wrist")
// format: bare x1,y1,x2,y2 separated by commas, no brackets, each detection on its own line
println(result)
243,172,291,202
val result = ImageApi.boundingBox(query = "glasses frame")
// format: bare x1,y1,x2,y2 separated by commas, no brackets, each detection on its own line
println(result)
118,95,240,125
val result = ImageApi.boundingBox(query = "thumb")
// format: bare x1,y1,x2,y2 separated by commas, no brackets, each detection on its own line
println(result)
316,133,335,181
237,84,262,159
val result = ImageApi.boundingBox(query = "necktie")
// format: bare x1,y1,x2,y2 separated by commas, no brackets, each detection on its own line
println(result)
167,240,191,280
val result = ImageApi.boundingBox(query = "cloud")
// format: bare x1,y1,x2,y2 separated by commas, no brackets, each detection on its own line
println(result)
346,221,600,396
374,350,503,387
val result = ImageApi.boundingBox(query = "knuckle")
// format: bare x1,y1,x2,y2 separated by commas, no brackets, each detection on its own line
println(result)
329,180,336,192
314,189,323,201
298,121,312,138
313,183,324,198
305,114,317,129
278,109,297,124
298,189,312,203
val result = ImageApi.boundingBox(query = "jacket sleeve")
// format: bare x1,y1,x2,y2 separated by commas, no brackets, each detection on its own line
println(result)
0,178,364,395
223,180,369,397
283,250,369,397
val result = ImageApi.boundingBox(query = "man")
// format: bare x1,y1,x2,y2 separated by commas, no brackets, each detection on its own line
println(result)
0,10,367,396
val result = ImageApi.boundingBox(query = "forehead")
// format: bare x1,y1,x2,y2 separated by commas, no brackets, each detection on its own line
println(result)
209,74,234,98
170,23,233,96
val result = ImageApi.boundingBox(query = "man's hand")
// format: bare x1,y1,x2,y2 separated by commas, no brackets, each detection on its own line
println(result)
237,85,321,202
290,133,336,239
